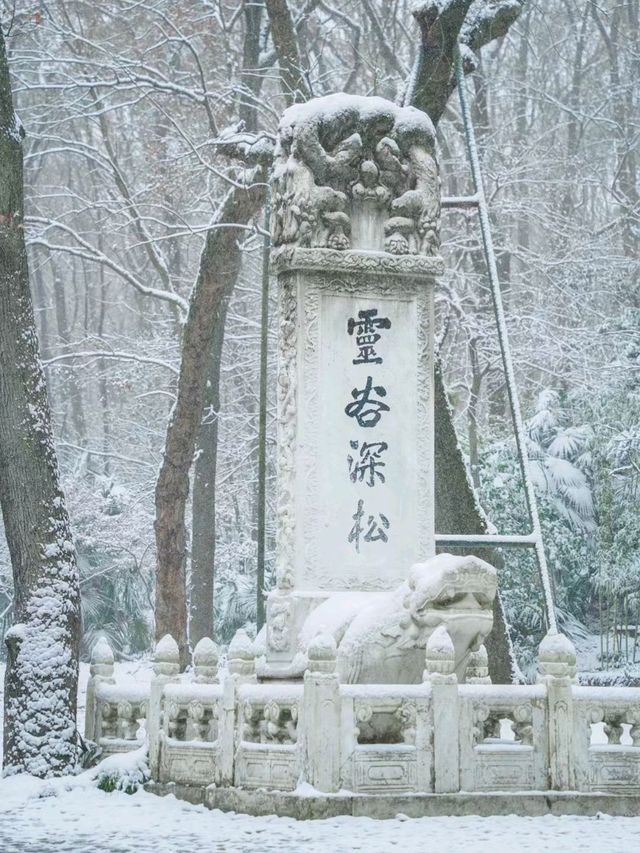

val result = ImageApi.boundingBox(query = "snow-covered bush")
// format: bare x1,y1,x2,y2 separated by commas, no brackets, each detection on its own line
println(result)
479,390,597,673
94,747,150,795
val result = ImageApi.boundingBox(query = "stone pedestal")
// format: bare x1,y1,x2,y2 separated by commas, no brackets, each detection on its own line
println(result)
264,95,444,673
538,630,577,791
148,635,180,780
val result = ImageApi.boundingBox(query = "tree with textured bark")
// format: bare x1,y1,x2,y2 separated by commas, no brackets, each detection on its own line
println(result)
154,176,267,668
0,22,81,775
405,1,528,682
189,0,267,650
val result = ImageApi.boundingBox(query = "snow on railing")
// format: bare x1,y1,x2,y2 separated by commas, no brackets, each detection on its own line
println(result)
85,637,147,757
88,627,640,797
233,636,303,791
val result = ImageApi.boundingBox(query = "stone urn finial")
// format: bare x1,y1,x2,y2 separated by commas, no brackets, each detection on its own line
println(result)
228,628,256,677
466,644,491,684
424,624,457,683
537,631,577,682
153,634,180,677
193,637,219,683
90,635,114,679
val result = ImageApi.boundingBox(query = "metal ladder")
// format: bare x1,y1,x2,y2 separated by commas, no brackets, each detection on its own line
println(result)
434,47,558,634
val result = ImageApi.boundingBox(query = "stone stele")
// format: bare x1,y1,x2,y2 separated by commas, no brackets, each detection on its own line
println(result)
259,93,497,682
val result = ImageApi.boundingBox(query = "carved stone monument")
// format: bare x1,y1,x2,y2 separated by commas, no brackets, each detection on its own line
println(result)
261,94,495,680
92,93,640,817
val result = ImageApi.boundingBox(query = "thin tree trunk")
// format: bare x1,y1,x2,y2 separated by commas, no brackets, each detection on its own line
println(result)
189,292,231,646
0,27,81,776
187,2,266,647
53,269,87,448
154,177,267,668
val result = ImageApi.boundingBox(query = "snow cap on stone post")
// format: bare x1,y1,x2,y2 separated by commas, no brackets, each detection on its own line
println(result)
537,630,577,682
306,629,337,675
228,628,256,677
423,624,456,683
153,634,180,677
193,637,219,683
466,644,491,684
90,635,114,679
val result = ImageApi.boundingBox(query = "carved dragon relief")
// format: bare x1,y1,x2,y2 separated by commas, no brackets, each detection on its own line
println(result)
271,94,441,259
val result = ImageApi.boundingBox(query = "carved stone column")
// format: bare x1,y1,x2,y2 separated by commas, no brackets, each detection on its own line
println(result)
424,625,460,793
85,636,115,743
148,634,180,781
538,630,577,791
302,632,341,792
265,95,443,673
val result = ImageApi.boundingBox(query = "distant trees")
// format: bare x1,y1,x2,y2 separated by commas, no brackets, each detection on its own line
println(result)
0,22,80,775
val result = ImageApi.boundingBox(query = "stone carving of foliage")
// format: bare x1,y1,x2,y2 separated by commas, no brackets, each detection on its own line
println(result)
396,701,417,744
267,596,293,652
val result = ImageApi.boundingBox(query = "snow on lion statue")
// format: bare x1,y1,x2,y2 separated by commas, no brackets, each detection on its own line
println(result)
298,553,497,684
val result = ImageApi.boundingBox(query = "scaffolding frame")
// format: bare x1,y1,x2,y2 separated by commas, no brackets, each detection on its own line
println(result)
436,47,557,633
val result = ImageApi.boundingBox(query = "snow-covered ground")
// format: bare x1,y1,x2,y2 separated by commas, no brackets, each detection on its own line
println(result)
2,776,640,853
2,661,640,851
575,633,640,686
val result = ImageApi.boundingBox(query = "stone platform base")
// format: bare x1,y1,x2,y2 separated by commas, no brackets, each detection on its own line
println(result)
145,782,640,819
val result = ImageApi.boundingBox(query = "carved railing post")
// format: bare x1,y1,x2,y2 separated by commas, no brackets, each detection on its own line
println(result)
219,629,256,785
227,629,256,682
424,625,459,793
148,634,180,781
85,636,115,743
465,644,491,684
538,630,577,791
193,637,219,684
302,632,340,792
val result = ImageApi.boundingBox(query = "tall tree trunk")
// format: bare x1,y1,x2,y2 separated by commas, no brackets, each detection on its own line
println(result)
407,5,524,682
189,292,231,646
154,177,266,668
187,2,266,647
0,26,81,775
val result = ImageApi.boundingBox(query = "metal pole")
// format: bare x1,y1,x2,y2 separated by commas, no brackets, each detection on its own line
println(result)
256,197,271,633
453,46,558,635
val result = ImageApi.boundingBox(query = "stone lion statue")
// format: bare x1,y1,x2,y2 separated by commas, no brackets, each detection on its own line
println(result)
298,553,497,684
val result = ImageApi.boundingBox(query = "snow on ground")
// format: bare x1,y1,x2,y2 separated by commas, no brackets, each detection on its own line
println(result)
575,633,640,686
1,778,640,853
2,661,640,851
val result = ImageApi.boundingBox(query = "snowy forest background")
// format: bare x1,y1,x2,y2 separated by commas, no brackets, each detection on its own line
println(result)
0,0,638,682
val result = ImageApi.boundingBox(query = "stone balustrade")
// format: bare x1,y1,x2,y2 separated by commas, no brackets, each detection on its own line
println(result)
86,628,640,803
85,637,148,756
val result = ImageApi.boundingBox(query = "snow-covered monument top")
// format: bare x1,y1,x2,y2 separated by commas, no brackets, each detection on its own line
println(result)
271,94,441,261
